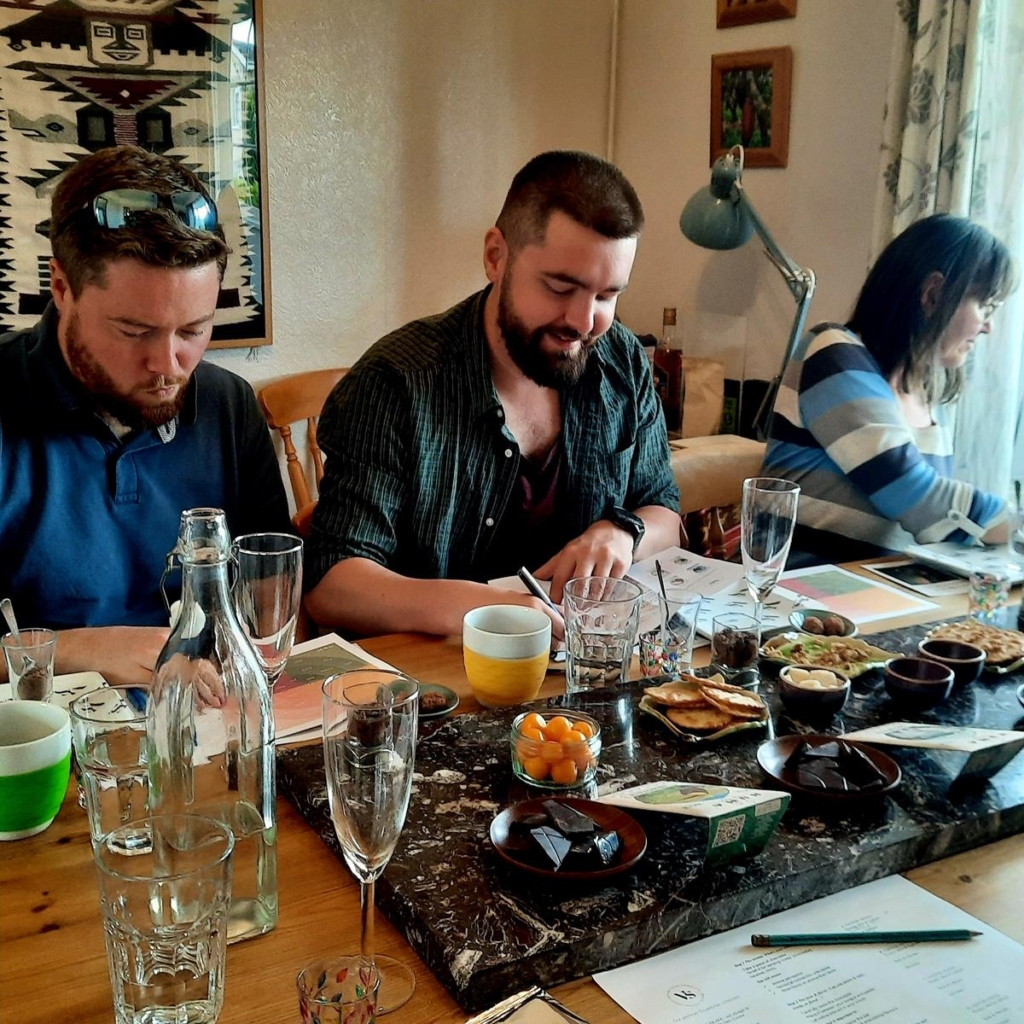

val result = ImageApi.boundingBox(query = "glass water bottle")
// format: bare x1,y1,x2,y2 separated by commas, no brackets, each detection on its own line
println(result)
147,507,278,942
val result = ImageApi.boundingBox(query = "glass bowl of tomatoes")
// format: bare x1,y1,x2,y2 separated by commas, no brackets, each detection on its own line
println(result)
510,710,601,789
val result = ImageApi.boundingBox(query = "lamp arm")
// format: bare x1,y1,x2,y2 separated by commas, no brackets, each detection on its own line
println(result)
752,268,817,442
732,186,809,300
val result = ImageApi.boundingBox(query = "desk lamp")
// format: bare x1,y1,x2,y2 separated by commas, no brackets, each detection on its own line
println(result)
679,145,815,441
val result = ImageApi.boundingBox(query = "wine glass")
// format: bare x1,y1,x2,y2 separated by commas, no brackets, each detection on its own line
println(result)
231,532,303,687
741,477,800,626
321,669,420,1015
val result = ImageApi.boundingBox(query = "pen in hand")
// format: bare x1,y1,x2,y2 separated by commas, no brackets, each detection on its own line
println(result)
517,567,562,620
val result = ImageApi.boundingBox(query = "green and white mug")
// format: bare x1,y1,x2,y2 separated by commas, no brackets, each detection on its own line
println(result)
0,701,72,840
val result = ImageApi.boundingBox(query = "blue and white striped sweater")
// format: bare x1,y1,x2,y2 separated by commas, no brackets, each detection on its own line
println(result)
762,325,1003,551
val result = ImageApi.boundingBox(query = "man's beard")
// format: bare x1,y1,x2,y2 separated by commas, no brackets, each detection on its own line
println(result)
497,269,596,388
64,311,188,429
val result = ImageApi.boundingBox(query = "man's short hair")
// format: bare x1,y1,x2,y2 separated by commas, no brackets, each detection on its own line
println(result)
495,150,644,251
49,145,229,296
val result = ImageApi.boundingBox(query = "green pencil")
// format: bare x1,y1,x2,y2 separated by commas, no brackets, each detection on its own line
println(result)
751,928,981,947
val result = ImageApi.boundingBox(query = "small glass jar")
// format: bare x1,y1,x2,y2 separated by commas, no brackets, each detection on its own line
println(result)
510,709,601,790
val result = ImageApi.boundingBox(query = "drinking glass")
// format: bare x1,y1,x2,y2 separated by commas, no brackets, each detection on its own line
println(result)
1009,503,1024,569
321,670,419,1015
94,813,234,1024
563,577,643,694
232,532,303,687
968,570,1011,623
70,684,150,854
741,477,800,626
2,627,57,701
711,612,761,681
297,957,379,1023
638,592,702,678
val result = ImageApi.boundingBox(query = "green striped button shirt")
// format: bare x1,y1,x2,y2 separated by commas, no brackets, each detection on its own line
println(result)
307,288,678,588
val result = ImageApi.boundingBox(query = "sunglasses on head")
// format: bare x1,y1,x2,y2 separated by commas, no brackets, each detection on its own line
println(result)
86,188,219,231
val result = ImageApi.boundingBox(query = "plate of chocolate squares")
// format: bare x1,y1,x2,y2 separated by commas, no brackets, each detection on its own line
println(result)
489,797,647,882
757,734,901,804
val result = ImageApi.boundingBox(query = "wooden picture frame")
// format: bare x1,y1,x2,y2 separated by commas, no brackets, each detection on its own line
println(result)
716,0,798,29
0,0,271,349
710,47,792,168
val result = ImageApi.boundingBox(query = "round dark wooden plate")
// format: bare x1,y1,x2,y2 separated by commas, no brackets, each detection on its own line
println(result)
489,797,647,882
757,734,901,803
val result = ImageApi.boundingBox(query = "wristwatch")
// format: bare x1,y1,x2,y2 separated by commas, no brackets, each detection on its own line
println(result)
606,506,645,554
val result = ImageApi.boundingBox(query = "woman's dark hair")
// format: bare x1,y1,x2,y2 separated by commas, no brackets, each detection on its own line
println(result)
847,213,1015,403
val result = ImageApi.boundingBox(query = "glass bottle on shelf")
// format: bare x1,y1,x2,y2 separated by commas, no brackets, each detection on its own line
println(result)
147,507,278,943
655,307,684,434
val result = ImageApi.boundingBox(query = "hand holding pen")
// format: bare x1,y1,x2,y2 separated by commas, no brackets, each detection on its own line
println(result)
517,567,565,641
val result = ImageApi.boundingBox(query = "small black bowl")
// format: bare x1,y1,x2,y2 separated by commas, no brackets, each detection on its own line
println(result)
884,657,955,709
917,639,986,687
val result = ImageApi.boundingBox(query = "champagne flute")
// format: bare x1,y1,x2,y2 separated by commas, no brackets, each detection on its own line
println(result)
232,532,303,687
741,477,800,626
322,669,419,1015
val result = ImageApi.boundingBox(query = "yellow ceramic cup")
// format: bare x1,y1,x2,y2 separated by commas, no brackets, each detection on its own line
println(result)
462,605,552,708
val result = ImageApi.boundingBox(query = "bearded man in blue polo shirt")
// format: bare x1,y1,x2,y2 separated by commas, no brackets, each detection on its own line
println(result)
306,151,680,636
0,146,289,686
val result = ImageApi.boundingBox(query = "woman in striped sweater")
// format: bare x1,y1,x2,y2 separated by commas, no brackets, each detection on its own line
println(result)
762,214,1015,563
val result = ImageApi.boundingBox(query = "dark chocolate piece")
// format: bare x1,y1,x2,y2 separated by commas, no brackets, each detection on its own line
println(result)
517,812,549,829
785,739,887,793
530,826,572,870
542,800,597,836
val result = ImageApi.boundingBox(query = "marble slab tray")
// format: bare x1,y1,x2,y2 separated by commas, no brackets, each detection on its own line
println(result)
277,619,1024,1011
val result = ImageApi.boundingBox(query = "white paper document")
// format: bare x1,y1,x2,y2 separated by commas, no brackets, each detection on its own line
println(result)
492,546,747,640
905,540,1024,585
593,875,1024,1024
0,670,106,707
274,633,397,745
690,581,796,639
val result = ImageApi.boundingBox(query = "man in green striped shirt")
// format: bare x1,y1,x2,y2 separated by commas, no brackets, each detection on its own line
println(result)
306,151,680,637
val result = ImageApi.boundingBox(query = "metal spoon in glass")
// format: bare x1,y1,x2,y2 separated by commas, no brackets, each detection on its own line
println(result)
1,597,36,676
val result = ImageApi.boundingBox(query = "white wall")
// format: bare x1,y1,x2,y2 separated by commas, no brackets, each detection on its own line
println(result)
204,0,896,499
206,0,617,388
613,0,895,383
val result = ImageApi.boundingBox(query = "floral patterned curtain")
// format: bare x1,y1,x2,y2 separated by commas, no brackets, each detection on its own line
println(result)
873,0,1024,496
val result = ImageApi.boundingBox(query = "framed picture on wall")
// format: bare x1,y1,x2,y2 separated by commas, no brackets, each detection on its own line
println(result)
0,0,271,349
716,0,798,30
710,47,792,168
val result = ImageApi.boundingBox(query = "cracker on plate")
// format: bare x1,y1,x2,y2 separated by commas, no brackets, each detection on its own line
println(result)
700,683,768,721
666,704,736,733
642,680,707,708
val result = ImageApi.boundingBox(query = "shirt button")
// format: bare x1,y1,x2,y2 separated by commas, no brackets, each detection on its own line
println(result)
485,517,495,527
504,448,513,458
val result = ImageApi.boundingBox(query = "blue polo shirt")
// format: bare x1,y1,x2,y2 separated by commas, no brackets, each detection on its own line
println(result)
0,304,291,629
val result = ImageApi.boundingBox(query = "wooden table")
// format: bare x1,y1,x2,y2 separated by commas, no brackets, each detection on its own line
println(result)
3,570,1023,1023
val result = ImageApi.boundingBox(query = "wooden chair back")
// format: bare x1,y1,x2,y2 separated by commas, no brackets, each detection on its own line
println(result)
257,368,347,529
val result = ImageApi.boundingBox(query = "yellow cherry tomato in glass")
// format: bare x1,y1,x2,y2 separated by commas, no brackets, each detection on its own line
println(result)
543,716,573,741
540,740,565,763
550,758,579,786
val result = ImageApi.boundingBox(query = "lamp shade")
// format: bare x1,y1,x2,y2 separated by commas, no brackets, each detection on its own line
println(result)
679,186,754,251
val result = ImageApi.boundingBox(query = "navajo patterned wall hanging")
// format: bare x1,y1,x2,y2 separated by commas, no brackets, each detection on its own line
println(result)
0,0,269,348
